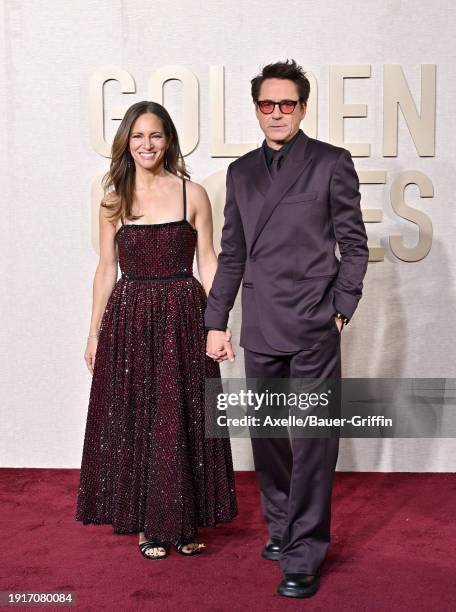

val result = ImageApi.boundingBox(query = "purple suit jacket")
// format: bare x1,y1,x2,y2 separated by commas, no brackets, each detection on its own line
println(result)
204,130,369,353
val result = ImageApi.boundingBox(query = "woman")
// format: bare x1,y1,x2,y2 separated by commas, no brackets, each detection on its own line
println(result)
75,101,237,559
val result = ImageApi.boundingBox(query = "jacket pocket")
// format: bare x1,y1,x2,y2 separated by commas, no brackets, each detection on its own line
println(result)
294,274,337,284
281,190,318,204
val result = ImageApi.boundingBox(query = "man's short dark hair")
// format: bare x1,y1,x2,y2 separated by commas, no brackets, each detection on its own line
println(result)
251,59,310,105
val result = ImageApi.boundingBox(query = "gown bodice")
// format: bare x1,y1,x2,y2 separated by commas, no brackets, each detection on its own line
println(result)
115,220,197,280
114,178,197,280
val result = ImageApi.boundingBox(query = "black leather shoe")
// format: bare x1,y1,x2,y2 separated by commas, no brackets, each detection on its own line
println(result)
261,538,281,561
277,573,320,598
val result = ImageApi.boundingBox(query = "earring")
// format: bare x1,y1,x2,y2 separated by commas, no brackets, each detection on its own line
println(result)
127,155,131,169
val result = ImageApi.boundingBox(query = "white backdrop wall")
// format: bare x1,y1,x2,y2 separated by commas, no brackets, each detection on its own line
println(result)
1,0,455,470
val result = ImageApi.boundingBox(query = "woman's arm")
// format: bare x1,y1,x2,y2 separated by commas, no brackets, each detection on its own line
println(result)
188,180,235,363
190,182,218,297
84,199,119,373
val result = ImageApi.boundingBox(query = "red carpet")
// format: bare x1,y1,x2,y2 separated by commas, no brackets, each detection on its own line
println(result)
2,470,456,611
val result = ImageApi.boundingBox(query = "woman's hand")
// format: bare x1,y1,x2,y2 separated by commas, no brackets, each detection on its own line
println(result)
84,337,98,374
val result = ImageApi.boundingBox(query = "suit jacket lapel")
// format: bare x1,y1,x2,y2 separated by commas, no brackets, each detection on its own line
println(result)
250,131,312,255
249,145,271,198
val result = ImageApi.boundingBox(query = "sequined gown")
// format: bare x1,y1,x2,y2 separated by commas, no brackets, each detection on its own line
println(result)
75,179,237,542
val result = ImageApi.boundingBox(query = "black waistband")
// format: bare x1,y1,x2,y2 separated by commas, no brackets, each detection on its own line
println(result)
121,272,193,281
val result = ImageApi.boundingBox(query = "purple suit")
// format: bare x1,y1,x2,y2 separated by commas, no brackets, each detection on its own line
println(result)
205,129,368,352
205,129,369,574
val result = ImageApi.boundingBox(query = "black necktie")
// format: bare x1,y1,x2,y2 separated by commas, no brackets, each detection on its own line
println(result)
270,151,283,179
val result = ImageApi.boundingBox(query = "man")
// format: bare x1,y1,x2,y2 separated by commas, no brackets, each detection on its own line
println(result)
205,59,368,598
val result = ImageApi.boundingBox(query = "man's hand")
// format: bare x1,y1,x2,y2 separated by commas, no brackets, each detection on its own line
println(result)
206,329,235,363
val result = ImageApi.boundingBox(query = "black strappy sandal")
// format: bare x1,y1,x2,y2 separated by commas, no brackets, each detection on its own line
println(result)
173,540,206,556
138,540,170,560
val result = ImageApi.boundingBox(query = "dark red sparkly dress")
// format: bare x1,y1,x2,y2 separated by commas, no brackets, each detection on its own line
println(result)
75,179,237,542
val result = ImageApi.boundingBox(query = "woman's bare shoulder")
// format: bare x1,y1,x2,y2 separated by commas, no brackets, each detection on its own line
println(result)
185,179,209,202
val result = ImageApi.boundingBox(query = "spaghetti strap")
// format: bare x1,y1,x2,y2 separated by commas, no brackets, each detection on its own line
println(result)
182,178,187,221
120,214,124,227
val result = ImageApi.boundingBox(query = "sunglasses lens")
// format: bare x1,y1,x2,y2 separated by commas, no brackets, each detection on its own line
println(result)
280,102,296,114
258,101,274,114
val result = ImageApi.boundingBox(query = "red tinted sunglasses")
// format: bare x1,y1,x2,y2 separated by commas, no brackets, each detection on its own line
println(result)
256,99,299,114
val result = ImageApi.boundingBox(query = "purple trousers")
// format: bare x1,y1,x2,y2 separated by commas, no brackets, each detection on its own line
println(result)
244,324,341,575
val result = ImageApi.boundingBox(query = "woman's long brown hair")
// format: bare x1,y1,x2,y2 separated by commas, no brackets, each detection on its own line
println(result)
101,101,189,224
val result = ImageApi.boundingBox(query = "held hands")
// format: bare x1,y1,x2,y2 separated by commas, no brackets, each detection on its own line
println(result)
206,328,235,363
